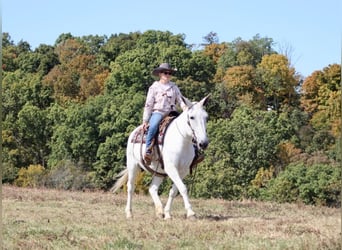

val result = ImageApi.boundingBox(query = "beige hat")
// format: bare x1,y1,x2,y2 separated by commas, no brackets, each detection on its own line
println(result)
152,63,177,76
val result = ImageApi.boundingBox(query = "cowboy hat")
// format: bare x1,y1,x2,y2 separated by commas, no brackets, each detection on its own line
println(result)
152,63,177,76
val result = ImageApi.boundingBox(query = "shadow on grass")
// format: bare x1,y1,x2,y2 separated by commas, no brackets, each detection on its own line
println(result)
198,214,264,221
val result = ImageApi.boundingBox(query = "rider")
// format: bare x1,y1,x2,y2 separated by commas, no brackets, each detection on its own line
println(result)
142,63,205,166
142,63,187,165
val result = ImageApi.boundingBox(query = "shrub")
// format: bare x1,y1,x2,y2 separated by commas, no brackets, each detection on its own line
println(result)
261,163,341,207
14,164,45,187
43,160,95,190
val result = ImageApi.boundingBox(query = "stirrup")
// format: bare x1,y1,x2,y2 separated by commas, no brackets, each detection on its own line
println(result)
144,150,152,165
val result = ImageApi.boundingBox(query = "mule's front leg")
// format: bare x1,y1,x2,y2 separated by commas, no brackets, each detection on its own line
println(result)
149,176,164,219
167,171,196,219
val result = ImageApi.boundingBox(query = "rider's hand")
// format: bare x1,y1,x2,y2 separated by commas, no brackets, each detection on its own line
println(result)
143,121,148,131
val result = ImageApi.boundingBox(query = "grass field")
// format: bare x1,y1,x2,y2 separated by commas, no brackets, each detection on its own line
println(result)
2,185,341,249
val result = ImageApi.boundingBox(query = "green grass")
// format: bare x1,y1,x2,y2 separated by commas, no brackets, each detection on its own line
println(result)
3,185,341,249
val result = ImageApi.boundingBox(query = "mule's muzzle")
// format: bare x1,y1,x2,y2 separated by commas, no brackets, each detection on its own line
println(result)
199,140,209,150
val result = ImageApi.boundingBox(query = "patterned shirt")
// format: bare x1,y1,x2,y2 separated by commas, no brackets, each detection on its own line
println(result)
143,81,186,122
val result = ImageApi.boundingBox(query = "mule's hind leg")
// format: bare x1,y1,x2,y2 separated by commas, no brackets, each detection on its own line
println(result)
149,176,165,218
164,184,178,220
125,163,140,219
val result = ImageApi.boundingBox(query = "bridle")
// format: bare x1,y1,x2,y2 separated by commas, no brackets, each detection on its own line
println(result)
175,108,199,146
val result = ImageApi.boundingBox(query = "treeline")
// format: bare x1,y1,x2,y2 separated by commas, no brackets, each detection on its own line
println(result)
2,31,341,207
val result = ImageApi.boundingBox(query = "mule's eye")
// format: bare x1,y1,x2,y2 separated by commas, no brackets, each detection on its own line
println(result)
190,116,195,120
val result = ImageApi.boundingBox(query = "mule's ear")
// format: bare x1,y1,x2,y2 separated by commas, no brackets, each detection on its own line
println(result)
200,94,211,106
181,95,193,108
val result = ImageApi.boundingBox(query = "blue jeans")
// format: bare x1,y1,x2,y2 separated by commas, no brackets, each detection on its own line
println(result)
146,112,163,151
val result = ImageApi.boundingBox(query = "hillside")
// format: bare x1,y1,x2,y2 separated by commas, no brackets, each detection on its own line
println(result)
2,185,340,249
3,32,341,203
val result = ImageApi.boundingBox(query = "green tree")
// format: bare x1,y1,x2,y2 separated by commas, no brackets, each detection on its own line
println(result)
136,30,186,49
217,34,275,71
34,44,59,75
2,103,51,183
105,30,194,95
98,32,140,67
105,47,159,94
192,106,284,199
2,33,20,72
48,98,104,169
93,90,145,189
183,50,216,83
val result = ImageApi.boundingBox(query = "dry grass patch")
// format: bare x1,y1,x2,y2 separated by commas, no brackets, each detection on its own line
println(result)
3,185,341,249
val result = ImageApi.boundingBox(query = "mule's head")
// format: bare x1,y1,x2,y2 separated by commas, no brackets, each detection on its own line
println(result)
182,94,210,150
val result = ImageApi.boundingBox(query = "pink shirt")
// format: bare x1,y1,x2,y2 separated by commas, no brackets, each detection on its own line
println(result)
143,81,186,122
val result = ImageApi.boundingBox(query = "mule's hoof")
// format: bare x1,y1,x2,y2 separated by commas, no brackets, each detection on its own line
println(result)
126,211,133,219
164,214,172,220
187,214,197,220
186,209,196,219
156,213,164,219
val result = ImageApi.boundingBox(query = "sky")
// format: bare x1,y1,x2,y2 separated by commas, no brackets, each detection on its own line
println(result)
2,0,341,77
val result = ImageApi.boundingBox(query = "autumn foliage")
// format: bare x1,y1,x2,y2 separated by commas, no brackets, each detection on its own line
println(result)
2,31,340,206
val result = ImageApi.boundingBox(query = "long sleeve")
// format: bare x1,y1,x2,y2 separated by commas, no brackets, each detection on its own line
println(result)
174,85,187,111
142,86,155,122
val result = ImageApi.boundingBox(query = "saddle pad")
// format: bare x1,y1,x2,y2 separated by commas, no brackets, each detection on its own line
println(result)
131,115,176,145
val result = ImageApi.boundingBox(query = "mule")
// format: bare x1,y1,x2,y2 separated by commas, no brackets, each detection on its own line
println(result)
112,94,210,219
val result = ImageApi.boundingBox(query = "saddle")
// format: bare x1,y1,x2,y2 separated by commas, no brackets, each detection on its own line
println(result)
131,112,178,145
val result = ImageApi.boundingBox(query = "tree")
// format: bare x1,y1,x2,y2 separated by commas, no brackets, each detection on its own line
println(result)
257,54,300,111
93,91,145,189
203,43,227,64
300,70,322,114
222,65,265,109
48,98,104,169
301,64,341,133
217,34,275,70
300,64,341,157
98,32,140,67
2,103,51,183
43,38,108,103
183,50,216,83
136,30,186,49
2,33,19,72
34,44,59,75
105,31,194,94
192,106,284,199
202,31,219,45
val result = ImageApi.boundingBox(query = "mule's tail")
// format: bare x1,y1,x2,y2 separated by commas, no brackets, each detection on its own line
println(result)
111,169,128,193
